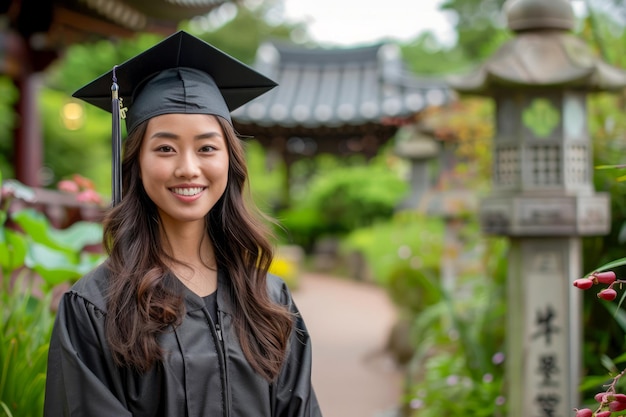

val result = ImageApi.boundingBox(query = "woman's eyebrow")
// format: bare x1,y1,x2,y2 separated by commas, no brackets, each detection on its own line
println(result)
147,131,223,140
195,132,223,140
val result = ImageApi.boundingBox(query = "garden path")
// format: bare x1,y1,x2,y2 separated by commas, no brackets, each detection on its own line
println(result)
292,272,404,417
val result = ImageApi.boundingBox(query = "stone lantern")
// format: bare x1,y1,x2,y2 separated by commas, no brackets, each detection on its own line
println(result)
448,0,626,416
393,125,440,210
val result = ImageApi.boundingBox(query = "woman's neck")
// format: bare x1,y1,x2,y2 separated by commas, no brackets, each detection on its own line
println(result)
160,220,218,296
160,219,215,267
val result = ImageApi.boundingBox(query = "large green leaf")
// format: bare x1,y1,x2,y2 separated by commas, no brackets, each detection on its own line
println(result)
12,208,102,253
24,242,82,285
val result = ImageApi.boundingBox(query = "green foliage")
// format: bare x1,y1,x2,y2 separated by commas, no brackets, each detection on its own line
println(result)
40,88,112,194
578,15,626,395
182,3,302,64
10,208,104,287
244,139,285,212
404,236,509,417
342,207,508,416
45,33,165,93
1,180,105,289
0,280,54,417
41,33,164,194
400,33,475,76
279,157,408,249
0,175,106,415
341,211,444,288
440,0,509,62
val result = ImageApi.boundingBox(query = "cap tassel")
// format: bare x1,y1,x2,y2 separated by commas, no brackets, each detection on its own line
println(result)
111,65,122,206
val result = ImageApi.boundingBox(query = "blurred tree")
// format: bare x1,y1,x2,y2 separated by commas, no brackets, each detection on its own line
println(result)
181,1,307,63
440,0,509,62
400,31,471,75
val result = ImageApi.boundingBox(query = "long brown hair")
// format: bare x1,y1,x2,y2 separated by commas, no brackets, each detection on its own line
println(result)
102,116,293,381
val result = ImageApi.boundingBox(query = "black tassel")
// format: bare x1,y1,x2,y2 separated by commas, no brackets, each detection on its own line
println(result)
111,65,122,206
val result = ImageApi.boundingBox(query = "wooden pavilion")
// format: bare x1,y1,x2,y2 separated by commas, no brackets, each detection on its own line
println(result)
232,40,455,199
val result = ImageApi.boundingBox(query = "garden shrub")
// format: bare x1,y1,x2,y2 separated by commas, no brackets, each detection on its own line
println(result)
341,211,444,287
279,162,408,250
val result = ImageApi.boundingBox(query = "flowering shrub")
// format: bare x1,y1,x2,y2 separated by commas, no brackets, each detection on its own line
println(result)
573,268,626,417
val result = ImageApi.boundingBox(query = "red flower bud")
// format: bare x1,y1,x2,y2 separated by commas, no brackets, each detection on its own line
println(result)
610,400,626,412
573,278,594,290
598,288,618,301
575,409,593,417
596,411,612,417
594,271,617,285
615,393,626,403
596,392,609,402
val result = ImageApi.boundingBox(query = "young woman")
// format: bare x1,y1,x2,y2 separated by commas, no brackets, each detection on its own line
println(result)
44,31,322,417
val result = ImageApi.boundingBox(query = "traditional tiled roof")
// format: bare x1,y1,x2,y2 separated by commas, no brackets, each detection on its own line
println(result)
66,0,230,31
233,41,454,130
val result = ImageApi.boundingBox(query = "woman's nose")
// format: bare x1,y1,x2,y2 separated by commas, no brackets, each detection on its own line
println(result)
174,151,201,178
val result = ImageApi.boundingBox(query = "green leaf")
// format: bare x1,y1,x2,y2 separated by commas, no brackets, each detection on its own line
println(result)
46,221,103,252
12,208,102,253
589,257,626,273
595,164,626,170
0,401,13,417
603,301,626,333
600,353,618,373
25,242,82,285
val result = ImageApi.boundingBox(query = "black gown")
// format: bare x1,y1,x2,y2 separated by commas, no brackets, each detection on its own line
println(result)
43,264,323,417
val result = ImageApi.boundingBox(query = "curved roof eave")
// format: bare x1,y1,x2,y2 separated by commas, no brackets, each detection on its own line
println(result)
232,40,455,129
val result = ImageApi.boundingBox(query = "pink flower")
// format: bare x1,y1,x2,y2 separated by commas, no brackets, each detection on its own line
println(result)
58,180,79,193
76,189,102,205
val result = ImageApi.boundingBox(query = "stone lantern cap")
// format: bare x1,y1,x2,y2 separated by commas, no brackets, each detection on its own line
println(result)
505,0,575,32
448,0,626,94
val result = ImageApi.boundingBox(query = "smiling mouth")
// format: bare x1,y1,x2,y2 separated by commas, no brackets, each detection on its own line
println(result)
171,187,205,196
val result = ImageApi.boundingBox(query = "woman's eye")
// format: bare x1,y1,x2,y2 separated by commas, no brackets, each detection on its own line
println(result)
157,145,174,152
200,145,216,152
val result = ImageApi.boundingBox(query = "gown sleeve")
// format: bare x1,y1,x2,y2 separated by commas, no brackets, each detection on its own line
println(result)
272,281,324,417
44,290,131,417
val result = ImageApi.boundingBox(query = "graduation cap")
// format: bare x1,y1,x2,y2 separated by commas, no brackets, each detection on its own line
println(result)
72,30,277,206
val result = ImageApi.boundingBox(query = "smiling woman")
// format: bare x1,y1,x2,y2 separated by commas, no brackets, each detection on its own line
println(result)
43,30,323,417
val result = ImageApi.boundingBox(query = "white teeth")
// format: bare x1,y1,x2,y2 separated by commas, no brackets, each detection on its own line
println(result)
171,187,203,196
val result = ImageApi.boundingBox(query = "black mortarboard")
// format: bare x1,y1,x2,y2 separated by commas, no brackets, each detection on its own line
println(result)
72,30,277,205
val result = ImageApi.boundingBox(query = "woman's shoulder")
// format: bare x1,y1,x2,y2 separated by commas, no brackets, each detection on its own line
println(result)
65,263,111,313
266,273,292,305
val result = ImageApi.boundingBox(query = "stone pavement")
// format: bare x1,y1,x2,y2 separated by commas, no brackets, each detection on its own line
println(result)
291,272,404,417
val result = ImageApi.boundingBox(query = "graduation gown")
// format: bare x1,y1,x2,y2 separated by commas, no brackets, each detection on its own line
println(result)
44,264,323,417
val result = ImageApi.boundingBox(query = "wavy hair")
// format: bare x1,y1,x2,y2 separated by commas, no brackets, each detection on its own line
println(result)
102,116,293,381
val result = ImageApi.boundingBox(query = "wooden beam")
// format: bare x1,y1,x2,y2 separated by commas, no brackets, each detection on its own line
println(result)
52,6,138,39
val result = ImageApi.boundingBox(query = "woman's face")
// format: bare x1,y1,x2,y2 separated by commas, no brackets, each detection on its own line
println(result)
139,113,229,227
